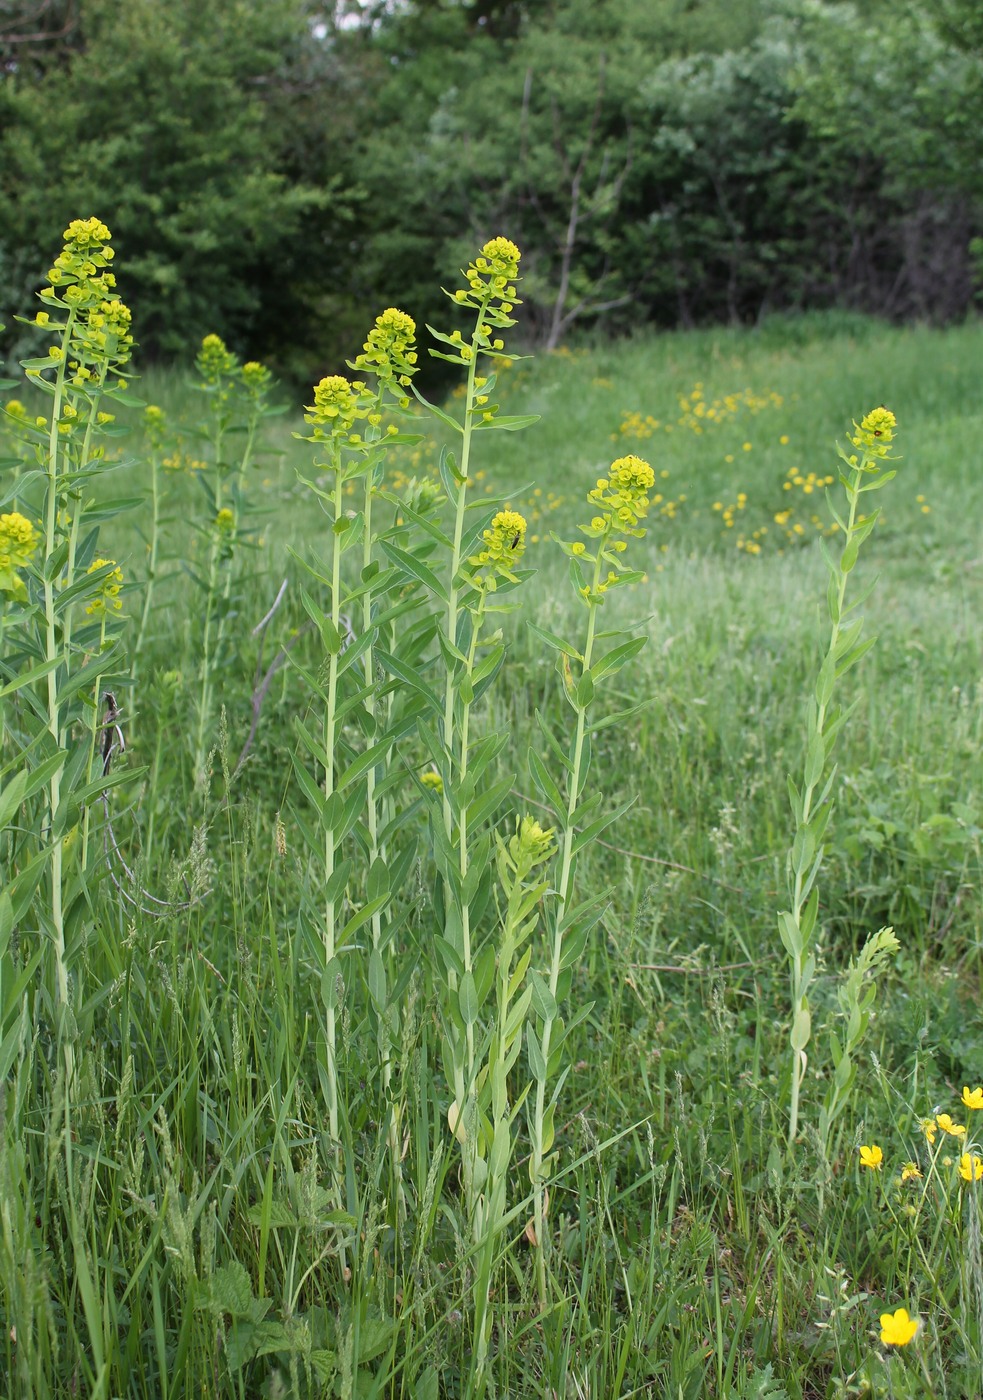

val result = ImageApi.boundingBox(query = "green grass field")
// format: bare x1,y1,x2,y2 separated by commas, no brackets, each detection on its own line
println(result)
2,311,982,1398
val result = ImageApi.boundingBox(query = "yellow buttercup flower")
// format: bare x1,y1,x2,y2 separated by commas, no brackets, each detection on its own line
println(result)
961,1085,983,1111
859,1144,883,1170
958,1153,983,1182
936,1113,966,1138
900,1161,923,1183
921,1117,937,1145
879,1307,919,1347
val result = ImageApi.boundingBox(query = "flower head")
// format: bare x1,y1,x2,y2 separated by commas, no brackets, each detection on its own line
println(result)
508,815,556,873
420,769,443,796
958,1153,983,1183
849,406,897,462
354,307,418,387
42,218,117,311
961,1085,983,1111
240,360,273,404
879,1307,919,1347
304,374,371,444
197,334,238,387
900,1161,923,1183
0,511,40,600
936,1113,966,1138
453,236,522,313
85,558,124,615
920,1117,937,1145
144,404,167,450
859,1144,883,1170
467,508,527,585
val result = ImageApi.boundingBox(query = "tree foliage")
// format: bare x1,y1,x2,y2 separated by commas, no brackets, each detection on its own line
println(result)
0,0,979,376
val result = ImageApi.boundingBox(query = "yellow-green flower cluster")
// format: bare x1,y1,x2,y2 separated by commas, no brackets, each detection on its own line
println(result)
509,815,555,870
144,404,167,450
215,507,235,534
0,511,39,599
582,455,655,539
303,374,375,448
240,360,273,404
197,334,238,387
467,508,527,587
72,296,134,372
353,307,418,388
850,405,897,460
38,217,117,314
85,558,123,616
421,769,444,796
454,237,521,312
162,448,206,473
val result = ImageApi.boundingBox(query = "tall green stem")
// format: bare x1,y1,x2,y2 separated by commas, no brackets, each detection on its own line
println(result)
80,613,108,869
531,545,603,1303
323,462,344,1150
787,464,863,1144
42,308,77,1032
133,445,161,676
441,327,482,1125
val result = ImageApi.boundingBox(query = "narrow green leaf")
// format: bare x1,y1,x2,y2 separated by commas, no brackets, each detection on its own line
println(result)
527,621,582,660
380,541,447,602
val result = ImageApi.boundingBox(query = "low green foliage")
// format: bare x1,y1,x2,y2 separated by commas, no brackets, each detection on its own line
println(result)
0,222,981,1398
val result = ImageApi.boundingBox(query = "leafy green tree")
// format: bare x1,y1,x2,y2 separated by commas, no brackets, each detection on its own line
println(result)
0,0,340,361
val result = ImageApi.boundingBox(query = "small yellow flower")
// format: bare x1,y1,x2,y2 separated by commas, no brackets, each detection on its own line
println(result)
961,1086,983,1111
879,1307,919,1347
859,1144,883,1170
354,307,418,386
197,333,237,385
0,511,40,600
920,1117,937,1145
850,405,897,461
936,1113,966,1138
958,1153,983,1182
900,1162,923,1183
420,770,443,796
85,558,124,615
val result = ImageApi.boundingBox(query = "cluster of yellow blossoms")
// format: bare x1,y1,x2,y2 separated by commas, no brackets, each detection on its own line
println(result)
85,558,124,616
0,511,39,599
467,508,527,587
353,307,418,389
859,1088,983,1185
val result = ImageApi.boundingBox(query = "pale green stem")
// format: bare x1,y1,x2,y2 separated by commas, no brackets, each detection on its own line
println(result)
133,445,161,677
193,534,221,780
441,322,484,1120
42,309,77,1038
787,464,863,1145
323,463,344,1150
471,850,525,1395
80,612,108,869
456,591,487,1111
60,392,103,704
532,545,603,1305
